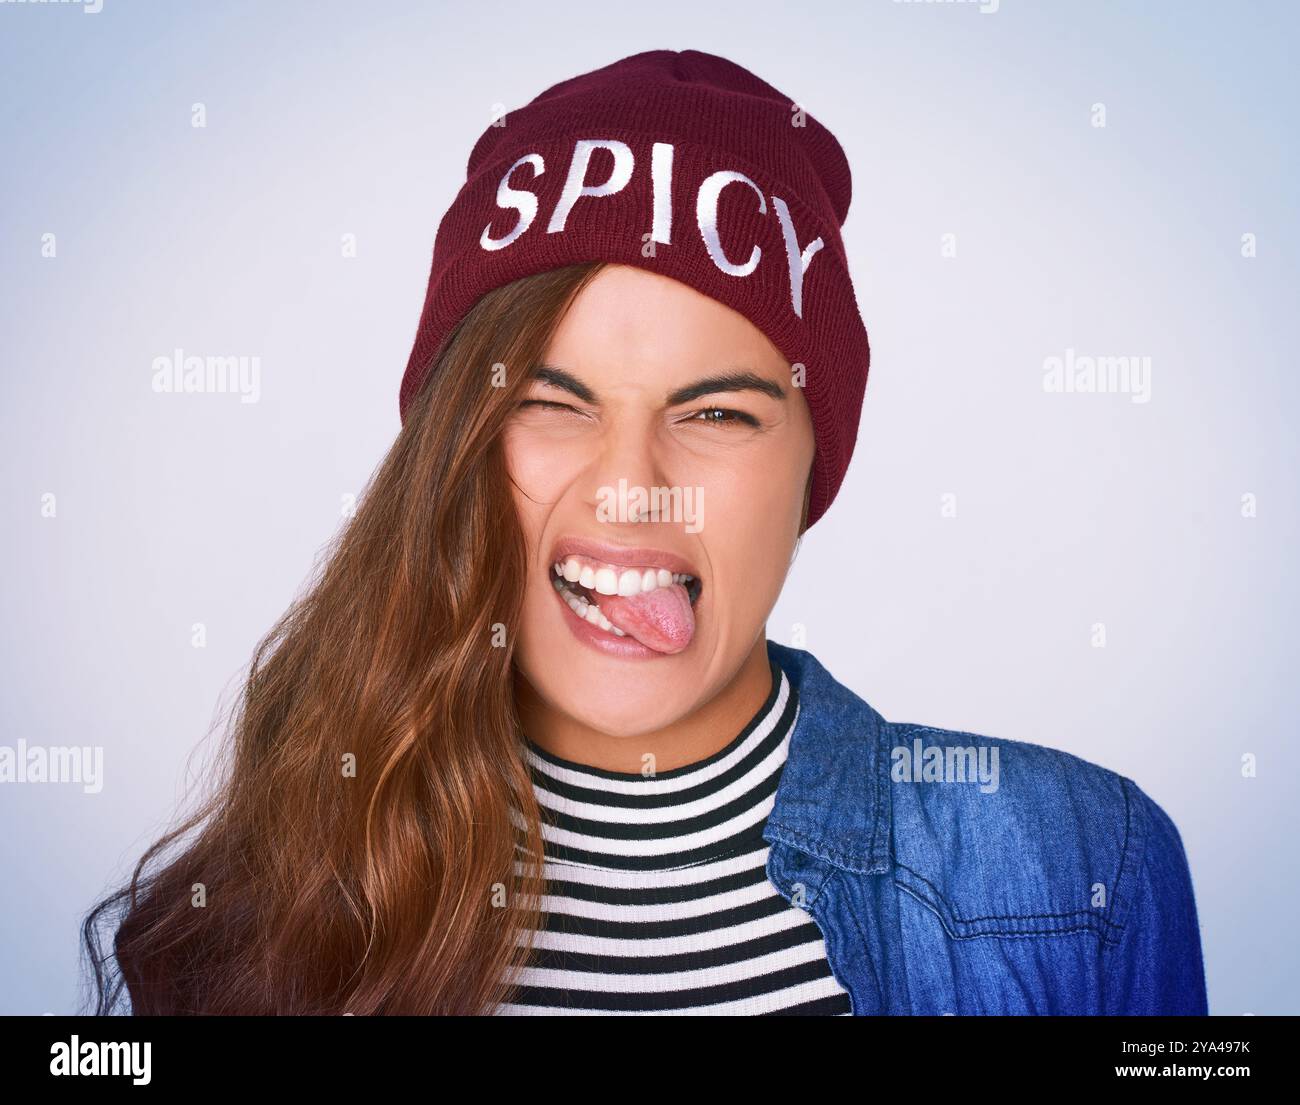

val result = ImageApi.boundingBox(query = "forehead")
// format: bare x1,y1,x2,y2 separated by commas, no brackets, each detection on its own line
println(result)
544,264,789,386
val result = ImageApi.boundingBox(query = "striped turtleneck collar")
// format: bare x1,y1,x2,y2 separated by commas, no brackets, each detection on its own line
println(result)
500,655,852,1015
520,656,798,871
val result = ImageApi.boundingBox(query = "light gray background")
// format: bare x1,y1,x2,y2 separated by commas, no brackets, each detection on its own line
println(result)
2,0,1296,1014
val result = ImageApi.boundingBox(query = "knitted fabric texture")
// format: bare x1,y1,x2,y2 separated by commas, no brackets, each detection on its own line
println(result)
398,48,870,527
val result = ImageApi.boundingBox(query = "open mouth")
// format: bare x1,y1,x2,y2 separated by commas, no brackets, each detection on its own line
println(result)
548,545,702,654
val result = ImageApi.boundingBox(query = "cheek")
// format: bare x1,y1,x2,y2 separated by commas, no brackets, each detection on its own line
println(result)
503,425,594,508
699,463,804,618
717,523,793,612
700,449,808,538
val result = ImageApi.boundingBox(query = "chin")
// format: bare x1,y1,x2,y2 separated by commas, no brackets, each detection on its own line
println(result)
515,635,707,738
569,682,698,739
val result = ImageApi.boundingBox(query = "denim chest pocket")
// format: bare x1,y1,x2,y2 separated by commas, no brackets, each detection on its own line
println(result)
887,725,1151,951
893,862,1127,947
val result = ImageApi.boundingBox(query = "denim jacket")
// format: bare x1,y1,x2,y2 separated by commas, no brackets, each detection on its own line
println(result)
763,640,1209,1015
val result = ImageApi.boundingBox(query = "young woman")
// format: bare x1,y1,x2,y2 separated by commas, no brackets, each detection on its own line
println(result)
84,49,1207,1015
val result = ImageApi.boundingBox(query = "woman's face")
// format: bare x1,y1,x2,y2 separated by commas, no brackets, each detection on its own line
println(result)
505,264,815,738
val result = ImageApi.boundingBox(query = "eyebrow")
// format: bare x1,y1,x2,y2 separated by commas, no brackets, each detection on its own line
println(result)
530,364,786,405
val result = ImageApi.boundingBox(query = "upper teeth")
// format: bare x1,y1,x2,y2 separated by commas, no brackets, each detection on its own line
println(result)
552,557,694,596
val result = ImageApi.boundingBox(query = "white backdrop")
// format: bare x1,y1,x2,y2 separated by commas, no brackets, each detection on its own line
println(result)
1,0,1296,1014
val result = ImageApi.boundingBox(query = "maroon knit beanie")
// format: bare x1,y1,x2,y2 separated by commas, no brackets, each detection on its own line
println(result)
398,48,870,529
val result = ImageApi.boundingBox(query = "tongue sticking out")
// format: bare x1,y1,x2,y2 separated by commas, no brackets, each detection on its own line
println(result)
598,582,695,654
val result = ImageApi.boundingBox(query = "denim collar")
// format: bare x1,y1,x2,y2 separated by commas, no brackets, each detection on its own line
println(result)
764,640,893,875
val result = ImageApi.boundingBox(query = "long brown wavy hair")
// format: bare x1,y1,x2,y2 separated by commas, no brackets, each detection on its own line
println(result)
82,260,611,1015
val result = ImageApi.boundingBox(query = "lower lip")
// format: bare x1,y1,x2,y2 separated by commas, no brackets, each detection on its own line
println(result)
552,579,681,660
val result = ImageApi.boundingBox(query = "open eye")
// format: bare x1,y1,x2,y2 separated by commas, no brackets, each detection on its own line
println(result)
681,406,761,428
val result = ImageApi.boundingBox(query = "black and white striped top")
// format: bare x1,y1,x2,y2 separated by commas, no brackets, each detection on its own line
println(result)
498,657,852,1015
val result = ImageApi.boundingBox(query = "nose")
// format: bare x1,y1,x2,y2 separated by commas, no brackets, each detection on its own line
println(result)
584,410,671,526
